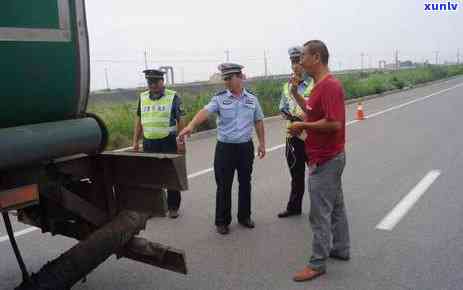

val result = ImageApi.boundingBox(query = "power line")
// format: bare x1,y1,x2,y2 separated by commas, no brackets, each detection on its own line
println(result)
91,56,264,64
92,58,223,64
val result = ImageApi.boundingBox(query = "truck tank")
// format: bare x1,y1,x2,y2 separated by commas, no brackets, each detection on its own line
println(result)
0,0,89,129
0,1,188,289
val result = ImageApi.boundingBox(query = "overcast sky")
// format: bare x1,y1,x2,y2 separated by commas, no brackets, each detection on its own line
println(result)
85,0,462,90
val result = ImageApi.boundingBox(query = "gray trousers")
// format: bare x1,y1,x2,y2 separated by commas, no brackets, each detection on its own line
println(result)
308,152,350,271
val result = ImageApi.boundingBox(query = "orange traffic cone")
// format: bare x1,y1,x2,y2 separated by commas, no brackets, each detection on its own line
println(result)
356,102,365,120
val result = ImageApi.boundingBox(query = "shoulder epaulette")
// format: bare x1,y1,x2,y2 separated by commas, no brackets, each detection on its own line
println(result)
216,90,227,96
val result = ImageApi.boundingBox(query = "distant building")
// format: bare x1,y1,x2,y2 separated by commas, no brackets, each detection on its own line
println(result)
400,61,415,68
209,72,222,83
384,60,417,70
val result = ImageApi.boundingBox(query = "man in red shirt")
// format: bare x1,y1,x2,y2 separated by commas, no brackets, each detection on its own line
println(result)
288,40,350,282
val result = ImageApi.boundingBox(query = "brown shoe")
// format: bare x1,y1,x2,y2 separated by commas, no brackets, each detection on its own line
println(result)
293,266,325,282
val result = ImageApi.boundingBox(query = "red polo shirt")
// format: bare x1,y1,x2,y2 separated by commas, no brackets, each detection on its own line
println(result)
304,74,346,166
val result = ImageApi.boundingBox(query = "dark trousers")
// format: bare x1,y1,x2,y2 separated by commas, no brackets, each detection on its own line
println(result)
143,135,181,211
214,141,254,226
285,137,307,213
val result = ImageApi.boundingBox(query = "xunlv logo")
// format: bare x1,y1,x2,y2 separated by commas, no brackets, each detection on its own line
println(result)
424,2,459,11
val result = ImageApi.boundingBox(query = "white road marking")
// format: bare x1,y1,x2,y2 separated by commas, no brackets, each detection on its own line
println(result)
1,82,461,243
0,227,39,243
187,168,214,179
364,83,463,120
376,170,441,231
347,120,359,126
267,144,285,152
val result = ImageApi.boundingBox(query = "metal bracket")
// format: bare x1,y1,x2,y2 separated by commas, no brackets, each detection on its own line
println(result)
120,237,187,274
2,212,31,283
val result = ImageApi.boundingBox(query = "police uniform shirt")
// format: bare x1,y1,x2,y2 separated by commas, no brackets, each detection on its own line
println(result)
136,90,185,132
205,89,264,144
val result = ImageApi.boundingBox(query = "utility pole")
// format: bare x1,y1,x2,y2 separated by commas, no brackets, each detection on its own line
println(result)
457,48,461,64
144,50,148,70
360,52,365,71
180,67,185,83
368,54,372,70
225,49,231,62
263,50,268,77
433,51,439,65
379,60,386,70
394,50,399,70
104,68,110,91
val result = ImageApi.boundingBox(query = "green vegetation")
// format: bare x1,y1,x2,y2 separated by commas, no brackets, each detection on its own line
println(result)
339,65,463,98
89,65,463,150
88,102,136,150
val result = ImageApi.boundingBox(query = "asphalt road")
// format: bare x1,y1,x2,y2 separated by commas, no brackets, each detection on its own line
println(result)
2,76,463,290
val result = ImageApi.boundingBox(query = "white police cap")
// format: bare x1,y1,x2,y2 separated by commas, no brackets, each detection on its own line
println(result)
288,46,303,59
218,63,244,77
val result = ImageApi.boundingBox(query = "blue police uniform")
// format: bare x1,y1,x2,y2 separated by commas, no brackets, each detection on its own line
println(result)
205,63,264,226
205,89,264,143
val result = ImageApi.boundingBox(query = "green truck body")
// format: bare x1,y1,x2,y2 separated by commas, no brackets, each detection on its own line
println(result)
0,2,188,288
0,0,89,129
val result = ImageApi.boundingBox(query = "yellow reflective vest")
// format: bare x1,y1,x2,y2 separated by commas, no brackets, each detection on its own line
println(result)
140,89,176,140
282,81,313,140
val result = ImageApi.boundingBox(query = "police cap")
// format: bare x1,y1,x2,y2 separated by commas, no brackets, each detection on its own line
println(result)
288,46,303,61
143,69,165,80
218,63,244,78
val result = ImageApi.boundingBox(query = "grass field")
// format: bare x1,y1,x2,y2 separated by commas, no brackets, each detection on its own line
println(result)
89,65,463,150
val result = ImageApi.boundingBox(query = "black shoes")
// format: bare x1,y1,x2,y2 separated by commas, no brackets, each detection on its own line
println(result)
329,251,350,261
277,210,302,218
238,218,255,228
216,225,230,235
217,218,255,234
168,210,179,219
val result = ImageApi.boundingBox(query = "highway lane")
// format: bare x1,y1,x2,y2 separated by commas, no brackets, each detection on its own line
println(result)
1,76,463,289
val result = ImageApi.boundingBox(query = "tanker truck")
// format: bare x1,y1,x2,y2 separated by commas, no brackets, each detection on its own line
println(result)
0,1,188,289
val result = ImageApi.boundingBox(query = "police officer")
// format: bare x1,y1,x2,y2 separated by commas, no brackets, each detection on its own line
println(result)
178,63,266,235
277,46,313,218
132,69,186,219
